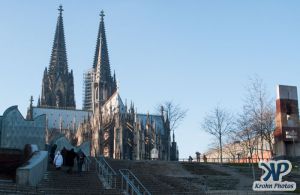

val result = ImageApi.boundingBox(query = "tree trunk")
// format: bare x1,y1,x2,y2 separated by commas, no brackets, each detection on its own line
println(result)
267,138,274,158
260,131,264,160
219,136,223,164
248,139,253,160
256,141,260,162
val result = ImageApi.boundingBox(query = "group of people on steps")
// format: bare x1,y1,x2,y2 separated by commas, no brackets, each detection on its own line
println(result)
50,144,86,175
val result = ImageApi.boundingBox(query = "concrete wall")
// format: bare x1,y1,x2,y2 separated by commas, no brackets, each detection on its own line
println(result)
0,116,2,145
0,106,46,150
16,151,48,186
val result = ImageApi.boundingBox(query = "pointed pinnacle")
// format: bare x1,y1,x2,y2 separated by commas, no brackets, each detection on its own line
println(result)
100,10,105,21
58,5,64,15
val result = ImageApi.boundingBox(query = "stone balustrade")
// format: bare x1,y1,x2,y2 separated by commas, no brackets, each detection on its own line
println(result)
16,151,48,186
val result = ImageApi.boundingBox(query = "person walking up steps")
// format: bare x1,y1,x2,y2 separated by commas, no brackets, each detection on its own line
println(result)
61,147,67,166
49,144,57,164
53,151,63,170
76,149,86,176
66,148,77,174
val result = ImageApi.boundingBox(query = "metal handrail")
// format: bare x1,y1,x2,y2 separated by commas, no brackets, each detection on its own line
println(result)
84,156,91,171
99,156,117,175
179,157,271,163
95,156,117,188
119,169,151,195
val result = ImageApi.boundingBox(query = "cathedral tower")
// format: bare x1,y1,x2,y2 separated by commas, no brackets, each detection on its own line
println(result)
39,5,76,109
83,11,116,111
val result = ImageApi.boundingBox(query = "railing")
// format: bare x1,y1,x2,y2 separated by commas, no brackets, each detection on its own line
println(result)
119,169,151,195
95,155,117,189
179,157,271,164
84,155,91,171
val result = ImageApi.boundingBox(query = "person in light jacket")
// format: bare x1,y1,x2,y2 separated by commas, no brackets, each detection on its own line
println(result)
53,151,63,170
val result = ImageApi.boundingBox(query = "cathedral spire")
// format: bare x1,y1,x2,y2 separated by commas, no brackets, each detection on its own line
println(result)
26,96,34,120
94,10,111,82
49,5,68,78
40,5,76,109
91,10,116,107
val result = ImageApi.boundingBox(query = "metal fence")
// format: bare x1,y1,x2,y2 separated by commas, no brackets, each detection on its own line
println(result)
179,157,271,164
95,155,117,189
119,169,151,195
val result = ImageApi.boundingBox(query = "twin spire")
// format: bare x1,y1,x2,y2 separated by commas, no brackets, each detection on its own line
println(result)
40,5,75,109
40,5,116,110
82,9,117,110
49,5,68,78
51,5,110,81
94,10,112,84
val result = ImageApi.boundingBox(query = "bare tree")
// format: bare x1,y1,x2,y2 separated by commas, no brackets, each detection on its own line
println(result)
262,106,275,157
243,76,275,159
157,101,188,134
223,138,238,163
235,108,257,161
206,141,220,162
201,106,234,164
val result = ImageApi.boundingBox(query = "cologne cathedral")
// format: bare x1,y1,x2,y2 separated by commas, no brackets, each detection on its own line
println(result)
29,6,178,161
39,6,76,109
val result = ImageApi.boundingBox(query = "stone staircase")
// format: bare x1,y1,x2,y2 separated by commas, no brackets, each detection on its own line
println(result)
0,180,38,194
0,158,120,194
2,158,299,194
107,159,202,195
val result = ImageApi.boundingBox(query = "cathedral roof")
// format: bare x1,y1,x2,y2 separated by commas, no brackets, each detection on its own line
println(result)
136,114,166,135
102,91,125,114
32,107,91,130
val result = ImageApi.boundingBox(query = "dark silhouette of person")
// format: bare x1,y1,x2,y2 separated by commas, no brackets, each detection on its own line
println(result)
24,144,33,162
203,154,207,163
61,147,67,166
49,144,57,164
76,149,86,176
188,156,193,162
66,148,77,174
196,152,201,162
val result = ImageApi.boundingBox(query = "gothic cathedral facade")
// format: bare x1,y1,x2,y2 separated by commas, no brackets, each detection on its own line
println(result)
33,6,178,161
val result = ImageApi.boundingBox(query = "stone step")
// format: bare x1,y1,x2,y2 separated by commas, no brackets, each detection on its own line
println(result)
0,157,121,195
106,159,209,194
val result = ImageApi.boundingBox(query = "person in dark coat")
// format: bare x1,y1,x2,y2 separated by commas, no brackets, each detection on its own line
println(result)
203,155,207,163
188,156,193,162
61,147,67,166
76,149,86,176
66,148,77,174
196,152,201,163
49,144,57,164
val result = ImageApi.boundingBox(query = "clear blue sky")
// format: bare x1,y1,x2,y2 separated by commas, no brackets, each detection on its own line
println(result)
1,1,300,158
